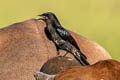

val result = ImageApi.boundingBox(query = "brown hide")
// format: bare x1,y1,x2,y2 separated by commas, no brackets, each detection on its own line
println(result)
55,59,120,80
0,19,111,80
40,56,80,75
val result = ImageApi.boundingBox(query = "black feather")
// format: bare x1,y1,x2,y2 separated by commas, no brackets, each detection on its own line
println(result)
39,12,89,65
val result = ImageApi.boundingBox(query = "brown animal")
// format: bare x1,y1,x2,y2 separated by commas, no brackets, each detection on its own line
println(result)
34,59,120,80
0,19,111,80
40,56,80,75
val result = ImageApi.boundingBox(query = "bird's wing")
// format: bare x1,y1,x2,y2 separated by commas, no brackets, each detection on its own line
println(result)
56,26,80,51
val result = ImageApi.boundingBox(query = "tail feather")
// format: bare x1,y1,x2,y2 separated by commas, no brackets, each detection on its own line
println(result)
81,53,90,65
74,51,90,65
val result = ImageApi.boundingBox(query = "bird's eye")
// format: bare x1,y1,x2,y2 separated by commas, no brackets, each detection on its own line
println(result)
45,16,48,19
42,16,48,20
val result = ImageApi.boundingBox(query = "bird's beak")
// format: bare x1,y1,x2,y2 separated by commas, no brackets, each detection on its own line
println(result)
37,15,47,20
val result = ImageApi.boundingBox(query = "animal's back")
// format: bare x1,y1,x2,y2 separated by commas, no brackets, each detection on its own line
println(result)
0,19,111,80
55,59,120,80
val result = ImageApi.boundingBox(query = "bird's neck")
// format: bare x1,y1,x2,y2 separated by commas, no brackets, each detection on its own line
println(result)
53,20,61,27
46,21,53,28
46,20,52,25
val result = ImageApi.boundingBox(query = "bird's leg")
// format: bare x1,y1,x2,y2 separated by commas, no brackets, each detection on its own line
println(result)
56,46,60,57
63,51,69,57
57,50,60,57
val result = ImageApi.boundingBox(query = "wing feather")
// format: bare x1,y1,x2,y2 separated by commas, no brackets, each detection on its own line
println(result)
56,26,80,51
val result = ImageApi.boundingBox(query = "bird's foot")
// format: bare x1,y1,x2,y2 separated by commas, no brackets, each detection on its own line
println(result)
56,54,61,57
63,51,68,57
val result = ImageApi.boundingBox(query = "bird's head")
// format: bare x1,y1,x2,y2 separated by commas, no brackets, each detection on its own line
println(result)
38,12,60,25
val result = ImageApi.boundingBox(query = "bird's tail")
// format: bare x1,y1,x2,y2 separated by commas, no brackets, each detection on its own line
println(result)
80,53,90,65
74,51,90,65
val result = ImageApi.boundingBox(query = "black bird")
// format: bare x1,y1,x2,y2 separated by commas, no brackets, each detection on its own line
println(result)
38,12,89,65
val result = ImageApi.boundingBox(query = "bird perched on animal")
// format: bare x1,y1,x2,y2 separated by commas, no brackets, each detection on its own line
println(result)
38,12,89,65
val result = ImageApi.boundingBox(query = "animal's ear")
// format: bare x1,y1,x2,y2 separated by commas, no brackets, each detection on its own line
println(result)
34,72,55,80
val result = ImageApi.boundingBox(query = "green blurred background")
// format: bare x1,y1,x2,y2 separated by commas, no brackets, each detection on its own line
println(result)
0,0,120,60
